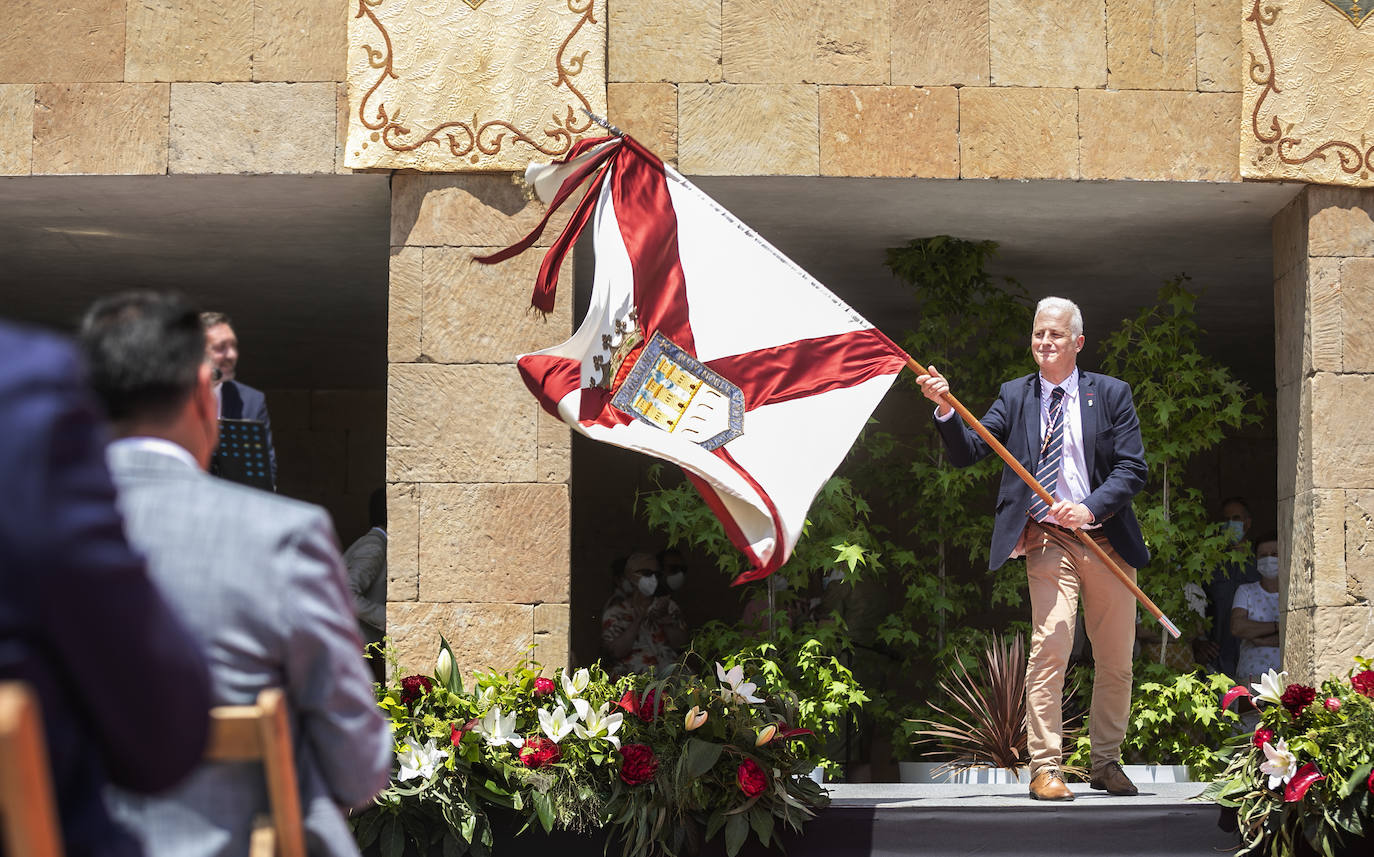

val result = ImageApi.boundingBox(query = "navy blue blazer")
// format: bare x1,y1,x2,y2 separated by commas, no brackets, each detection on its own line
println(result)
0,322,212,857
935,370,1150,571
219,380,276,486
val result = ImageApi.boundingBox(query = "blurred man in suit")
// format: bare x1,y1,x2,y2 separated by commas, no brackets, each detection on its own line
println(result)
0,319,211,857
201,311,276,488
342,488,387,685
82,293,390,857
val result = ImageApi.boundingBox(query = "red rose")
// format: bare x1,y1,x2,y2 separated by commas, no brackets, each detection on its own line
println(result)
1252,727,1275,749
519,736,561,769
534,677,556,696
1352,670,1374,699
737,758,768,797
1280,684,1317,718
400,675,434,705
619,744,659,785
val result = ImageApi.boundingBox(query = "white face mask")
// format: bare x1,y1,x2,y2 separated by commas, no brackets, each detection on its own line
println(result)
637,574,659,596
1257,556,1280,578
665,572,685,591
1226,520,1247,543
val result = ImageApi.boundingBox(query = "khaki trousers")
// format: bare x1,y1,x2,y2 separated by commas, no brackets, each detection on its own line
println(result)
1023,520,1136,776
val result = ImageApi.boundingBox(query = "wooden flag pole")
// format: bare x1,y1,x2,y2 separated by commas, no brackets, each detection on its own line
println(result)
904,356,1181,639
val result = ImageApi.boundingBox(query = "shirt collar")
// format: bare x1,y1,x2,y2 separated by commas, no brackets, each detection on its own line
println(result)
1039,368,1080,400
108,436,200,470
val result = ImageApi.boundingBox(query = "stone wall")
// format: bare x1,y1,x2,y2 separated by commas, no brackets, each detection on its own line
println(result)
1,0,350,176
385,173,574,679
1274,186,1374,684
606,0,1243,180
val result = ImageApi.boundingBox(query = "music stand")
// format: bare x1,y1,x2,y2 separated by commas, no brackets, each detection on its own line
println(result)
212,419,274,491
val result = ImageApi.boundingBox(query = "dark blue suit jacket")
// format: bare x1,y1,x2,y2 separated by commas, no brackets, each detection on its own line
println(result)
935,370,1150,571
219,380,276,486
0,323,212,857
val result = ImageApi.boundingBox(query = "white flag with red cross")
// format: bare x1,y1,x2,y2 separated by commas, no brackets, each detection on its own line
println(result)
478,136,909,584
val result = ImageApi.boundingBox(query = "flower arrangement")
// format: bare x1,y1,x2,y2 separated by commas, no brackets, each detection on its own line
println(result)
1201,659,1374,856
354,637,828,857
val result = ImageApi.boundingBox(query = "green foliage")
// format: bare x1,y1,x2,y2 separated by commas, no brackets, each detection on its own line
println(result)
1066,663,1241,778
1097,276,1266,632
1202,662,1374,856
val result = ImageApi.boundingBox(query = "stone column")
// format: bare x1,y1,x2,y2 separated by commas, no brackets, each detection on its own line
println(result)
385,173,573,681
1275,186,1374,685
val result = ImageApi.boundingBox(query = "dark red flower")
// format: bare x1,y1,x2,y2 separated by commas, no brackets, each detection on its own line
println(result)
1252,727,1275,749
533,676,556,696
451,717,480,746
1280,684,1317,718
1324,697,1342,712
737,758,768,797
1284,763,1326,802
1221,685,1251,710
617,689,666,722
1352,670,1374,699
519,736,561,769
619,743,659,785
1367,769,1374,795
400,675,434,705
778,721,815,740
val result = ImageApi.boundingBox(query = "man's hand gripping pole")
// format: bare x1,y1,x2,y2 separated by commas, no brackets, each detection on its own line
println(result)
905,357,1181,639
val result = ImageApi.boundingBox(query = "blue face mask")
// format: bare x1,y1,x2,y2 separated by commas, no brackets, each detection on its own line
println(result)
1226,520,1246,543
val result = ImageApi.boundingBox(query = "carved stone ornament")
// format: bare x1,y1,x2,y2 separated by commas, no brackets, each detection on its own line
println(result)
1242,0,1374,186
346,0,607,172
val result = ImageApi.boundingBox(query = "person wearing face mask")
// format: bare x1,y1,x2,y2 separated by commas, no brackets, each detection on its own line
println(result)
658,548,688,593
600,551,689,676
1195,497,1261,682
1231,535,1282,688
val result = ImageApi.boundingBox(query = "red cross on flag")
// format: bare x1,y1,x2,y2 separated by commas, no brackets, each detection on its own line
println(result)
478,136,910,584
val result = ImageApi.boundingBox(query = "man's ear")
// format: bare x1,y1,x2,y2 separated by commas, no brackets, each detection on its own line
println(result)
1074,335,1085,353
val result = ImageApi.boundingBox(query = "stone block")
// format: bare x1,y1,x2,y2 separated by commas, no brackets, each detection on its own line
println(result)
391,172,572,249
1311,373,1374,491
1285,488,1348,610
389,246,423,363
1079,90,1239,181
253,0,346,82
0,0,124,83
990,0,1106,88
1271,191,1306,281
1105,0,1196,91
819,86,957,178
609,0,721,82
387,601,533,680
533,602,571,674
32,83,168,175
1307,187,1374,258
891,0,988,86
420,248,574,363
537,407,571,484
310,389,384,433
387,364,537,482
1342,259,1374,373
1278,493,1297,609
1194,0,1241,92
0,86,33,175
125,0,253,82
607,83,678,165
1307,258,1343,375
1343,490,1374,607
417,483,570,603
678,84,818,176
1275,376,1311,501
959,87,1078,180
169,82,336,174
1281,606,1316,685
722,0,889,84
387,482,420,602
1310,605,1374,683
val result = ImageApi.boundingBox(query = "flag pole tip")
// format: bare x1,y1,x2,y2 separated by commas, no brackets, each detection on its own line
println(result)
582,108,624,137
1159,615,1181,639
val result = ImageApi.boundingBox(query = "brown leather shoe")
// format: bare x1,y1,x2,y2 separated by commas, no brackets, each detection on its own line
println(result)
1028,769,1075,801
1090,762,1139,796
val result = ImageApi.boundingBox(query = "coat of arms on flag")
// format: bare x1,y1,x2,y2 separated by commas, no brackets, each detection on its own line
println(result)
478,134,910,584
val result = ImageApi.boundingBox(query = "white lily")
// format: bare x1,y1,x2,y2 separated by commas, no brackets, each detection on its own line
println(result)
537,704,579,743
715,662,764,705
1259,739,1298,789
396,734,449,782
561,667,590,699
475,706,524,747
684,705,709,731
571,698,624,748
1252,669,1288,706
435,648,455,688
477,684,497,706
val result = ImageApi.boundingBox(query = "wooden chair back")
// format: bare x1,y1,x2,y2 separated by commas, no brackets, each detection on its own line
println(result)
206,688,306,857
0,682,65,857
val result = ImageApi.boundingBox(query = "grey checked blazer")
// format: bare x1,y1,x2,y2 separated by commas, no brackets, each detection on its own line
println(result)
104,443,391,857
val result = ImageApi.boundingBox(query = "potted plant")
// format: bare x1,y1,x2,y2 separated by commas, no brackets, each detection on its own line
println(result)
1201,661,1374,856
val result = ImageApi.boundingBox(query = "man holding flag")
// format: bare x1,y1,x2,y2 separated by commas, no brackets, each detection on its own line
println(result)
916,297,1148,802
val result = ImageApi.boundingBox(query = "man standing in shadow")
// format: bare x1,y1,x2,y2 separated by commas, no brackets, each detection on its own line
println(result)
202,311,277,489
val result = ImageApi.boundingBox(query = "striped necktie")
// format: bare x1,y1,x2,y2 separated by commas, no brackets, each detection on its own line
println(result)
1028,387,1066,522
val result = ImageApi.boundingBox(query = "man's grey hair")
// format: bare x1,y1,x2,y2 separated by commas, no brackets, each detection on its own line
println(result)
1034,296,1083,339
